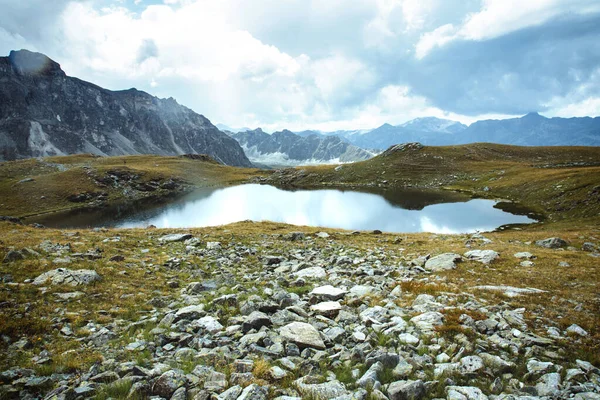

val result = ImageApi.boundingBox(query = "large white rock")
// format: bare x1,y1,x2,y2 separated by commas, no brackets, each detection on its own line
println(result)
174,305,205,321
464,250,500,264
293,267,326,279
279,322,326,350
472,285,546,298
159,233,192,243
424,253,462,271
410,311,444,333
196,316,223,333
310,285,347,300
349,285,377,297
310,301,342,317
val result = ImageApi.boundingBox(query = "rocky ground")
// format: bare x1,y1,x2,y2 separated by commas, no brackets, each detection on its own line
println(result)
0,221,599,400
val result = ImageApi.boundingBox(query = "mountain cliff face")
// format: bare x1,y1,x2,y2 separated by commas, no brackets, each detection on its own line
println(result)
229,128,374,166
0,50,252,167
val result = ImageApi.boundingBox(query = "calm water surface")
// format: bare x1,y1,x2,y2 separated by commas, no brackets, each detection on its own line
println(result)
33,184,535,233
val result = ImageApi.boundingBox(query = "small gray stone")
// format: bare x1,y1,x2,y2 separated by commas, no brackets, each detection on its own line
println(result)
242,311,272,333
174,305,205,321
152,369,186,398
566,324,588,337
294,267,327,279
217,385,243,400
237,383,268,400
446,386,488,400
387,379,425,400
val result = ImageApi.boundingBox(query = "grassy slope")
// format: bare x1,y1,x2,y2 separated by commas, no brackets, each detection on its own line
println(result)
263,143,600,223
0,154,261,218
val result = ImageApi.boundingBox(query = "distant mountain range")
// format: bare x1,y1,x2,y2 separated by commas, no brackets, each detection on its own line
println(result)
0,50,252,167
228,128,375,166
227,114,599,156
322,114,600,150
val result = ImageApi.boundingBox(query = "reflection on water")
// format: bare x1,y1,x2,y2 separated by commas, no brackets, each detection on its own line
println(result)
34,184,535,233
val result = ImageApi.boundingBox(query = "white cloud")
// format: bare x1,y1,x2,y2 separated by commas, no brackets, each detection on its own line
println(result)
401,0,439,31
546,96,600,117
415,0,600,58
415,24,456,59
1,0,598,131
60,2,301,83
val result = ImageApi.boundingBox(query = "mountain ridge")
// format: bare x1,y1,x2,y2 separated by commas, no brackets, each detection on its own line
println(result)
228,114,599,151
228,128,375,166
0,50,253,167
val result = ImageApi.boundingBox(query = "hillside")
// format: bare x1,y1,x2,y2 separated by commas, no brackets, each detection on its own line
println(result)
0,154,260,218
263,143,600,222
0,50,252,167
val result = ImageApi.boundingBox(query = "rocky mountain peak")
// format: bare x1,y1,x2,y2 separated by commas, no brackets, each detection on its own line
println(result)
522,111,546,120
8,49,66,78
0,50,252,166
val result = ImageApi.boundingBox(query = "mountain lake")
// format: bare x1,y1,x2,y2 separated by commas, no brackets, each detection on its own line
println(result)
29,184,537,233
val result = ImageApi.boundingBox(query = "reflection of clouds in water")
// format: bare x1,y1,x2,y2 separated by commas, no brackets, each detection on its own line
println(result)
118,184,533,233
419,216,456,234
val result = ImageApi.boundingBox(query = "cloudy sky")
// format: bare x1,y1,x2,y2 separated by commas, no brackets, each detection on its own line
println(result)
1,0,599,131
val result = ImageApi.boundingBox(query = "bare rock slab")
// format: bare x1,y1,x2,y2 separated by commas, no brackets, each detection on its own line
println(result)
279,322,326,350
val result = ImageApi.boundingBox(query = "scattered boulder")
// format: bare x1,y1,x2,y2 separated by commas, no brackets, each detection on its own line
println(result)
279,322,326,350
152,369,186,398
33,268,101,286
446,386,488,400
387,379,425,400
294,376,348,399
463,250,499,264
3,250,25,263
310,285,347,300
536,237,568,248
424,253,461,271
410,312,444,333
310,301,342,318
293,267,327,279
242,311,272,333
159,233,192,243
